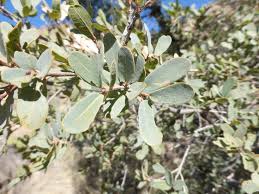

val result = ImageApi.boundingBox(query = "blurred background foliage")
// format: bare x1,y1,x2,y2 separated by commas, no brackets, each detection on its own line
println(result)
0,0,258,194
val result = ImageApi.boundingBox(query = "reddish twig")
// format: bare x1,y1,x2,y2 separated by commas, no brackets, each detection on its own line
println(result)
0,85,17,102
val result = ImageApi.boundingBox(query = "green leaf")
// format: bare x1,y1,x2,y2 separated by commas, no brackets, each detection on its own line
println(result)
14,51,37,70
49,0,61,19
144,23,153,54
68,51,102,87
6,21,22,60
36,49,52,78
154,35,172,56
136,144,149,160
173,180,187,191
138,100,163,146
91,53,105,87
103,33,120,69
17,91,48,130
110,95,126,119
144,58,191,88
11,0,39,17
68,4,95,41
150,180,171,191
131,54,145,83
252,172,259,187
221,78,236,97
186,79,205,94
0,30,6,60
117,47,135,82
92,23,109,32
47,42,68,63
31,0,41,7
10,0,23,15
149,84,194,105
28,125,50,149
63,93,104,134
242,180,259,194
67,0,79,5
126,82,147,101
20,28,39,47
152,163,166,174
0,22,13,42
1,68,32,87
21,0,36,17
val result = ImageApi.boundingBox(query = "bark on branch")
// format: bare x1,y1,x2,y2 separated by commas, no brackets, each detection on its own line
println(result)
0,6,19,23
121,0,155,46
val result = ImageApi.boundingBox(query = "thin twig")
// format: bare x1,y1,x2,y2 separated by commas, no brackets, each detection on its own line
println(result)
175,145,191,180
48,88,64,103
121,0,155,46
0,6,19,23
194,123,221,133
0,85,17,102
104,120,126,146
121,166,128,190
45,72,76,78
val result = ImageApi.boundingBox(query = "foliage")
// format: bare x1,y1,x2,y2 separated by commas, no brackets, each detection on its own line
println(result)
0,0,258,193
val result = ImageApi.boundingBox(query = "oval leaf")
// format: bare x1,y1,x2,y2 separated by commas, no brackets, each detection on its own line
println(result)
68,4,95,41
17,93,49,130
144,58,191,86
14,51,37,70
68,51,102,86
36,49,52,78
20,28,39,47
63,93,104,134
118,47,135,82
150,84,194,105
126,82,147,101
138,100,163,146
1,68,32,87
154,35,172,56
103,33,120,68
110,95,126,119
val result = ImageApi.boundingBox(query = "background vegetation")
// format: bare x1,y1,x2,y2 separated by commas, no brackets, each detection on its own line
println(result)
0,0,258,193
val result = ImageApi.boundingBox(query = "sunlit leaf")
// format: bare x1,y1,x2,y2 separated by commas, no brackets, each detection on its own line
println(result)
68,4,95,41
126,82,146,101
144,58,191,89
14,51,37,70
20,28,39,47
63,93,104,134
154,35,172,56
1,67,32,87
110,95,126,119
17,90,48,130
36,49,52,78
68,51,102,86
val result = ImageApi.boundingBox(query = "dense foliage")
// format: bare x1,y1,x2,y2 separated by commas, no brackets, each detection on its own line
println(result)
0,0,258,193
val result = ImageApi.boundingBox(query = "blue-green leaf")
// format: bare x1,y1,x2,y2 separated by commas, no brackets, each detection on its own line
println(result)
63,93,104,134
149,84,194,105
138,100,163,146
